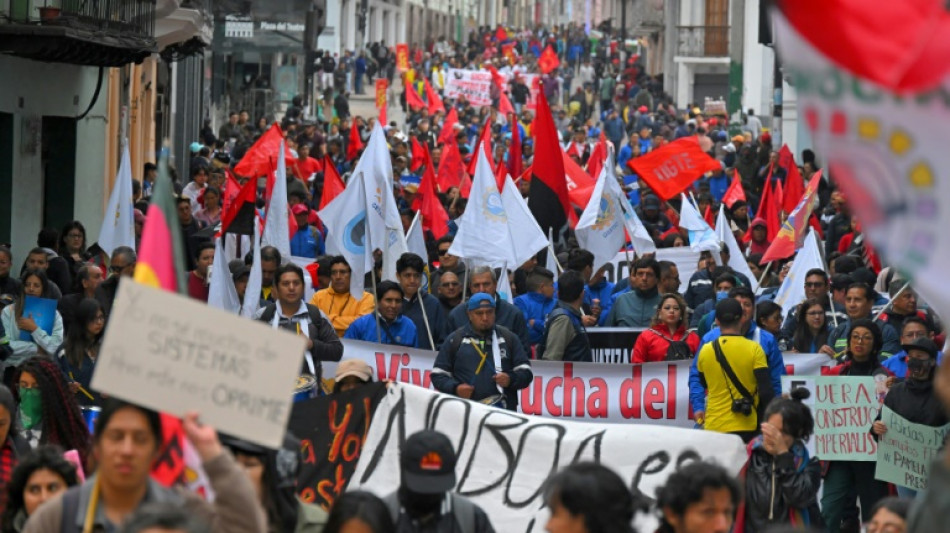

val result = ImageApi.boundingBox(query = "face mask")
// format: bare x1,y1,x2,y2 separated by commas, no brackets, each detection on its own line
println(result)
19,388,42,430
907,357,934,379
716,291,729,302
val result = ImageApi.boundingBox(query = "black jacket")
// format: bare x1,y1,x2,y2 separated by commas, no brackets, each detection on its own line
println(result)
743,442,824,532
94,276,121,318
445,298,530,354
874,378,948,431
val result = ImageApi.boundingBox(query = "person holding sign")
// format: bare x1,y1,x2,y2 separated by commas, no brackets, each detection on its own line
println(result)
821,319,893,531
22,400,266,533
871,337,948,498
255,264,343,384
0,270,63,376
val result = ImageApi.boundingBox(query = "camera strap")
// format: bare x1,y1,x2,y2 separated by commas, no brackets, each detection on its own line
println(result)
712,338,754,402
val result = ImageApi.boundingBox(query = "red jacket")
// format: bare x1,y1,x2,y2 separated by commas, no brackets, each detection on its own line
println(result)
632,323,700,364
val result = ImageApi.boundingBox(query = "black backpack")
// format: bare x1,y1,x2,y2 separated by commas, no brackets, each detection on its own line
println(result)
648,328,693,361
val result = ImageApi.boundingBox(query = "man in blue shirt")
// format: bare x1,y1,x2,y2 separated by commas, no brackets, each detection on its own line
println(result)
290,204,324,259
882,317,945,377
689,286,786,424
513,267,556,348
344,281,418,347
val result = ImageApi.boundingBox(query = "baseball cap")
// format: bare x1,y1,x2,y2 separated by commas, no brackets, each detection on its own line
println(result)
638,106,648,113
902,337,938,359
291,203,309,215
467,293,495,310
715,298,743,323
401,430,457,494
334,359,374,383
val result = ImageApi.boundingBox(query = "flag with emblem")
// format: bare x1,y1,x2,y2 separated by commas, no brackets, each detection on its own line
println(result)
576,159,626,272
97,141,136,255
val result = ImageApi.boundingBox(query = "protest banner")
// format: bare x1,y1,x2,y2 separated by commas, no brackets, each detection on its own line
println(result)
806,376,883,461
93,281,307,448
348,383,748,533
290,382,387,510
444,68,494,106
395,43,409,72
875,406,950,490
374,78,388,123
328,340,831,427
588,328,642,363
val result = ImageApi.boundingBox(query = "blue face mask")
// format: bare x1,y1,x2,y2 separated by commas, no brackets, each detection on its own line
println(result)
716,291,729,301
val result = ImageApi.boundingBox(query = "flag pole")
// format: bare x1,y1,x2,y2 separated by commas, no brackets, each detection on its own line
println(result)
827,291,839,329
418,295,436,349
755,261,773,293
872,283,907,322
371,264,383,344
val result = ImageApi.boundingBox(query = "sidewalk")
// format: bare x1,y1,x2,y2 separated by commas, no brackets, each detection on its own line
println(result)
347,76,406,127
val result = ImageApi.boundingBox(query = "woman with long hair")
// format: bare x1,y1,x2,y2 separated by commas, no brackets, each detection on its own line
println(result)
57,221,89,288
221,436,298,533
194,185,223,226
323,491,395,533
55,299,104,407
734,389,823,532
543,462,641,533
0,386,29,517
0,445,79,532
632,293,699,363
791,298,830,353
0,271,63,373
12,358,90,467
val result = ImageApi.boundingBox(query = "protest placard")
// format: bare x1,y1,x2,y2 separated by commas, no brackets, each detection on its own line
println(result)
810,376,882,461
326,340,831,427
92,281,307,448
290,382,387,510
875,406,950,490
444,68,494,106
348,383,748,533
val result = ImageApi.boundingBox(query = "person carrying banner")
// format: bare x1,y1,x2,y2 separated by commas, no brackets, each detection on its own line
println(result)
821,319,892,531
23,400,266,533
255,263,343,383
396,253,446,350
433,293,532,412
821,283,901,361
871,336,947,499
537,270,591,362
694,298,774,442
383,429,495,533
656,461,741,533
444,267,531,351
632,293,699,364
344,281,418,348
310,256,376,337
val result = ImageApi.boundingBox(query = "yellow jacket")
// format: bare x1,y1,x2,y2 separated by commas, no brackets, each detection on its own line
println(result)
310,287,375,337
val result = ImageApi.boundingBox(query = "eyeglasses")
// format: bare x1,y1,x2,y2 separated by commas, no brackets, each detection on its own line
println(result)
94,315,106,323
850,334,874,343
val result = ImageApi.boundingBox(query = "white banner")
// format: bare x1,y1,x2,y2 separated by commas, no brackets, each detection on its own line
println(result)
444,69,494,106
349,383,748,533
328,340,833,427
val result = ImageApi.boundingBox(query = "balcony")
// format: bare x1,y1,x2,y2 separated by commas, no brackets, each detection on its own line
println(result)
676,25,729,58
0,0,157,66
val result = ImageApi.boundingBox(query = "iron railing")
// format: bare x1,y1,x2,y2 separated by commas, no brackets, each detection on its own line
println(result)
676,25,729,57
50,0,157,37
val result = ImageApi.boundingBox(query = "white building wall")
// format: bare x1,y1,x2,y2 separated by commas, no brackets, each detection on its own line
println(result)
740,0,773,123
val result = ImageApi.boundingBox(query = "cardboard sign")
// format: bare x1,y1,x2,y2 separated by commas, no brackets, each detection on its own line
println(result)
290,382,387,510
348,383,748,533
93,282,307,448
810,376,883,461
875,406,950,489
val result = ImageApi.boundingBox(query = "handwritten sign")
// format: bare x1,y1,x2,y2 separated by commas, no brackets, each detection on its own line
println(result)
875,406,950,489
811,376,882,461
92,281,306,448
290,382,386,510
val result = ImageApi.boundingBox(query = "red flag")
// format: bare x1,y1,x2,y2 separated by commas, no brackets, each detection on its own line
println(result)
466,119,492,176
502,42,516,63
746,173,774,243
507,120,523,187
406,79,427,110
459,171,472,198
423,77,443,114
495,26,507,42
438,107,459,146
346,121,363,161
585,135,608,181
538,45,560,74
778,0,950,93
762,170,823,262
436,139,465,192
419,144,450,238
375,78,388,124
221,170,241,214
722,170,747,208
529,87,573,232
703,204,716,228
233,123,296,178
319,155,345,211
410,137,426,172
773,178,784,222
627,137,721,201
395,43,409,72
220,175,257,235
777,145,805,215
494,159,508,191
562,151,596,205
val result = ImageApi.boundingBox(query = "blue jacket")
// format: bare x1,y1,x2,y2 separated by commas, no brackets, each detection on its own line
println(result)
617,144,635,172
402,292,446,350
290,226,324,259
514,292,557,347
707,173,729,202
689,322,787,414
881,350,945,378
584,279,616,312
343,313,418,348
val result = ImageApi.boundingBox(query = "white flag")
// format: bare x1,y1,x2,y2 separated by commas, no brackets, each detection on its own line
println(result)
262,141,291,259
241,217,263,319
207,236,241,313
406,212,427,261
97,142,136,255
501,175,549,268
576,163,626,272
716,205,759,293
679,193,721,254
605,164,656,255
319,173,368,297
773,229,824,320
496,264,513,303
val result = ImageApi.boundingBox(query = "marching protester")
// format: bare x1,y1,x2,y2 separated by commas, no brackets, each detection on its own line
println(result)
433,292,532,411
310,256,376,337
436,271,463,315
542,462,641,533
186,241,214,302
396,253,446,350
632,292,698,363
779,269,846,340
821,283,901,360
220,435,299,532
0,271,63,373
537,270,591,362
332,359,375,394
513,266,556,349
324,491,394,533
789,298,831,353
603,258,662,328
55,298,104,407
0,445,79,532
656,461,740,533
344,280,418,347
57,264,102,335
444,266,531,351
0,385,29,515
882,317,944,377
94,246,135,318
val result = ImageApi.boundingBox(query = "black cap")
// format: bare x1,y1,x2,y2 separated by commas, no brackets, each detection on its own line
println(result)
400,430,457,494
902,337,939,359
715,298,744,323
